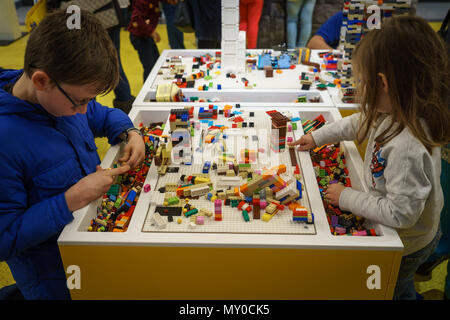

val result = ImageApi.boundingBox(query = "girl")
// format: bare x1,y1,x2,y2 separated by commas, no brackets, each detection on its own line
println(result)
289,15,450,300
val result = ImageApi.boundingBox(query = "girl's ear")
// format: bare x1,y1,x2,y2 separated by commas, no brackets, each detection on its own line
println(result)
377,72,389,94
31,71,51,91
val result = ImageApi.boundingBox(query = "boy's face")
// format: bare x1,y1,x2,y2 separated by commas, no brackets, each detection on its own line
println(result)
32,71,98,117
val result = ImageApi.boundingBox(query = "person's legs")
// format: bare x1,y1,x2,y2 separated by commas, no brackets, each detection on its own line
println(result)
298,0,316,47
107,27,132,102
245,0,264,49
239,2,249,34
0,284,24,300
146,38,160,82
162,2,185,49
286,0,304,49
197,39,221,49
394,230,442,299
416,156,450,297
130,33,159,82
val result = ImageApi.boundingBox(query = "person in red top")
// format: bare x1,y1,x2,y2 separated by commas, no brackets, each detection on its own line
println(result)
128,0,177,82
239,0,264,49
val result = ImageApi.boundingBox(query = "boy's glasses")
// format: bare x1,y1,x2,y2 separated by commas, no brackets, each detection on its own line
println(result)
28,64,94,108
53,80,93,108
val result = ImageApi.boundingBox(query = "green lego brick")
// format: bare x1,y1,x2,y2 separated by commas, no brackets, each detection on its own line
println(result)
107,184,120,196
185,208,198,217
168,197,179,205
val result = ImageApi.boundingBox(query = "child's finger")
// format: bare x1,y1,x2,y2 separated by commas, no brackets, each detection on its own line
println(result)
287,137,305,146
118,148,131,163
297,144,311,151
108,165,130,177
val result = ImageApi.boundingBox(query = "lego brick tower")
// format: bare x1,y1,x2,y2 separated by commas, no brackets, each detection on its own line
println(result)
221,0,246,74
337,0,412,102
266,111,290,153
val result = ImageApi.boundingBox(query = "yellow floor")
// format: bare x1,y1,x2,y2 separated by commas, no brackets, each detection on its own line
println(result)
0,21,447,299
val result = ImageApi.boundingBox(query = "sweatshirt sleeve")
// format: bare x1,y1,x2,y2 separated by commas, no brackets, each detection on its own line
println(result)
129,0,160,36
0,158,73,261
86,100,134,146
339,134,432,229
311,112,362,147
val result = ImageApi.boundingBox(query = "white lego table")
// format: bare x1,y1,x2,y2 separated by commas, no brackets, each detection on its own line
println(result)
134,49,334,107
58,105,403,300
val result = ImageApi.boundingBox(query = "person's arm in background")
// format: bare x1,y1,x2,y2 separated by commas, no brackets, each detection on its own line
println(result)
307,11,343,49
307,35,333,49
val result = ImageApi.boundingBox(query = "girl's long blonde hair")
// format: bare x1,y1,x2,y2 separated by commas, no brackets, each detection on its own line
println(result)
353,15,450,154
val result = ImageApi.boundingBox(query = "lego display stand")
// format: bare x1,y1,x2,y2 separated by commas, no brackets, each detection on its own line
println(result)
133,49,334,106
58,104,403,300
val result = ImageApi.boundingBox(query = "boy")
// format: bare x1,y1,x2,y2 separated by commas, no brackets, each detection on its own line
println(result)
0,9,145,299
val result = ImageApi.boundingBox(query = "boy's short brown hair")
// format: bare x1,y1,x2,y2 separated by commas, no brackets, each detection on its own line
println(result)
24,8,119,95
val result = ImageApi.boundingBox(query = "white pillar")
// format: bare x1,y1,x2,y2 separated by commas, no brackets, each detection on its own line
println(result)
0,0,22,41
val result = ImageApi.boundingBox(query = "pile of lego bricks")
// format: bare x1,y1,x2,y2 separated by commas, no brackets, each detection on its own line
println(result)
87,122,165,232
303,115,376,236
147,106,315,231
153,163,310,229
170,53,220,90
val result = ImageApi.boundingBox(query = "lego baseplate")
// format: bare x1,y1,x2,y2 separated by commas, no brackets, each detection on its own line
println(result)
142,109,316,235
151,51,323,91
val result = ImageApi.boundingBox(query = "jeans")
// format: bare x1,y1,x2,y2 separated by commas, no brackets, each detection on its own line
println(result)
422,157,450,297
162,2,185,49
129,34,160,83
394,229,442,299
108,27,133,102
286,0,316,48
197,39,220,49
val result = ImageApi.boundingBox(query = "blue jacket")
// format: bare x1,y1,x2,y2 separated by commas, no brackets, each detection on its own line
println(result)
0,69,134,299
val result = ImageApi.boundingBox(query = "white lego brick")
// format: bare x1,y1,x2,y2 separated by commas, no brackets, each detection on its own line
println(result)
238,30,246,42
222,8,239,25
216,176,243,188
222,40,238,52
222,0,239,8
151,212,167,229
222,25,239,41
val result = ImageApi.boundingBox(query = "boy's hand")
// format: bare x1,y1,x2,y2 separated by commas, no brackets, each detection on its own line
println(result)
287,133,317,151
118,131,145,170
65,165,130,212
324,183,346,207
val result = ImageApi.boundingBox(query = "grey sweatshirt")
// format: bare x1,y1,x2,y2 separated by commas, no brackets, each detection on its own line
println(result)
311,113,443,256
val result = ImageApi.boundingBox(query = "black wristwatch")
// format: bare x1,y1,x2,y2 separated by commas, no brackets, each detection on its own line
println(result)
119,127,142,142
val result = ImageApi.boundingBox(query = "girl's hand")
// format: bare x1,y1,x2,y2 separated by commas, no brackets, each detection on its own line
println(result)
152,31,161,43
118,131,145,170
287,133,317,151
65,165,130,211
324,183,346,207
